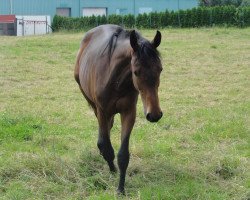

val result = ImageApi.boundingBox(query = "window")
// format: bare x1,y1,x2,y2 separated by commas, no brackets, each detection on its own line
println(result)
56,8,71,17
82,8,107,17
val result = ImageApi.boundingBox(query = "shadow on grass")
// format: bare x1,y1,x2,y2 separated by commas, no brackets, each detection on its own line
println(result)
76,150,232,199
0,138,244,199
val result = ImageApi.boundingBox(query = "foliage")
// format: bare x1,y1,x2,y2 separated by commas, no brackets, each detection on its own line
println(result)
199,0,243,7
240,0,250,6
52,6,250,31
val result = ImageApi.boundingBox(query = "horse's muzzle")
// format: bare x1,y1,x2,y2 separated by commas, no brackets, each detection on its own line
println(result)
146,111,163,123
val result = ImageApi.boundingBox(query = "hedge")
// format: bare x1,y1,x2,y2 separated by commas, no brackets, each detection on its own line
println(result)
52,6,250,31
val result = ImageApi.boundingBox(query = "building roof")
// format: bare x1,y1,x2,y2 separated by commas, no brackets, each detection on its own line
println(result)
0,15,15,23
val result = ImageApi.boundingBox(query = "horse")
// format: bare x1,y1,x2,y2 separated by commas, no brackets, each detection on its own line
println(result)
74,24,163,194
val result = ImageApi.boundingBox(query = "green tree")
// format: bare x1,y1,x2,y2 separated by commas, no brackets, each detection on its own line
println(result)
240,0,250,6
199,0,243,6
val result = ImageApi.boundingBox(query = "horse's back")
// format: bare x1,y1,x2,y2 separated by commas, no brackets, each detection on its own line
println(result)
75,25,123,107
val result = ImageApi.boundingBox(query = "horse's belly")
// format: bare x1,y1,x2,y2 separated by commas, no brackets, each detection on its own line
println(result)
78,56,97,102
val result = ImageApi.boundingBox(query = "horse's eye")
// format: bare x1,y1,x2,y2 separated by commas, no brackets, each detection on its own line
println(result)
134,70,140,77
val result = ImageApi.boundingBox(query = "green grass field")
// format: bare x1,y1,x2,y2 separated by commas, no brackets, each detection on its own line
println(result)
0,28,249,200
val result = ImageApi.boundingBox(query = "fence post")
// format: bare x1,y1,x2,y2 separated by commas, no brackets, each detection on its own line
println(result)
149,14,151,28
134,15,136,28
46,16,48,33
209,8,212,26
177,0,181,27
22,17,24,36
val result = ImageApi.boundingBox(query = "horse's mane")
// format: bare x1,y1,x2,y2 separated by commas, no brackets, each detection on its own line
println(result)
102,27,123,60
137,41,160,63
103,27,160,63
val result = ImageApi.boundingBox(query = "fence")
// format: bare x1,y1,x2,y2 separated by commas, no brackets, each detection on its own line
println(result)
0,15,52,36
16,16,52,36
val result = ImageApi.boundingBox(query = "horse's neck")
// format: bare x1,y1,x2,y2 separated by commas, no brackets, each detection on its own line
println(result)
107,39,133,91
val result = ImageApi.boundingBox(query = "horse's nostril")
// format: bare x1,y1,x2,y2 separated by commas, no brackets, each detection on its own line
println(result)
160,111,163,118
146,112,163,122
146,113,152,122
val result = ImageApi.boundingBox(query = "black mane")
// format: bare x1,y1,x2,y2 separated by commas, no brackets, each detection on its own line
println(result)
102,27,123,60
138,41,160,62
130,31,161,63
103,27,160,63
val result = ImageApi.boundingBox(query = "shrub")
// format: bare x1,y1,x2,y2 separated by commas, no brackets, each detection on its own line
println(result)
108,14,123,26
52,6,250,31
199,0,243,7
240,0,250,6
123,14,135,28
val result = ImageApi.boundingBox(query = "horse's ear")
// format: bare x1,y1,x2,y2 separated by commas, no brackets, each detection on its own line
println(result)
130,30,139,52
152,30,161,48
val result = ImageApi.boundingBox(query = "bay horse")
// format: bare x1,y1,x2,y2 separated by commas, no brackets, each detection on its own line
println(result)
74,24,163,194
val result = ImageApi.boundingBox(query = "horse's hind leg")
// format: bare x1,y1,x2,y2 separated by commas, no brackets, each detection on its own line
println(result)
97,111,116,172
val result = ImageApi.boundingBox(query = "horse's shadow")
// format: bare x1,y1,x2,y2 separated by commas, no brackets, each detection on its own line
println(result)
77,148,194,196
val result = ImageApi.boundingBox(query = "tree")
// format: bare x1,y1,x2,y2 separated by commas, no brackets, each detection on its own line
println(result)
240,0,250,6
199,0,243,6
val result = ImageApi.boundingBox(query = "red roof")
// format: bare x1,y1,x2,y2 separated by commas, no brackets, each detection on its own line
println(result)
0,15,15,23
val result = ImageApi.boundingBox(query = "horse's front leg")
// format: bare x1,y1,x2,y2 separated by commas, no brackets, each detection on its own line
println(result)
117,107,136,194
97,110,116,172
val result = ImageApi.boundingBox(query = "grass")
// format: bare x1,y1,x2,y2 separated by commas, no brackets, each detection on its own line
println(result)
0,27,249,199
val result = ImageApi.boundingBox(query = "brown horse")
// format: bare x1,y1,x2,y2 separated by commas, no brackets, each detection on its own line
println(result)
74,24,163,194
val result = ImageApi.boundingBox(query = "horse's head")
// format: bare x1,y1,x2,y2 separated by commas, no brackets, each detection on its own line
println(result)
130,30,163,123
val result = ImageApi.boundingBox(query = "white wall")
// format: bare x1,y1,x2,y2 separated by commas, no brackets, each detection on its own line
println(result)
16,15,51,36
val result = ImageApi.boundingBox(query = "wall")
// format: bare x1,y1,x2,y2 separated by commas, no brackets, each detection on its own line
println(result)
0,0,198,18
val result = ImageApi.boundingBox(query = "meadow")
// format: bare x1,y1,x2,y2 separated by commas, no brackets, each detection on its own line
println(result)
0,28,249,199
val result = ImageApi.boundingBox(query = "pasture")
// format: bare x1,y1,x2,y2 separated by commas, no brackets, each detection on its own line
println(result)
0,28,249,199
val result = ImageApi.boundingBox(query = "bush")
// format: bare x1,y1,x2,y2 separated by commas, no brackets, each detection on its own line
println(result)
123,14,135,28
240,0,250,6
199,0,243,7
52,6,250,31
236,6,250,26
108,14,123,25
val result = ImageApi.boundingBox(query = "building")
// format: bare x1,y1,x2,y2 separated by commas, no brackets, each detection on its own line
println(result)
0,15,51,36
1,0,198,18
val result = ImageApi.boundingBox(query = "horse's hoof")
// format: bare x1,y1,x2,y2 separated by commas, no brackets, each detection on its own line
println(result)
109,163,117,173
117,188,125,195
110,167,117,173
